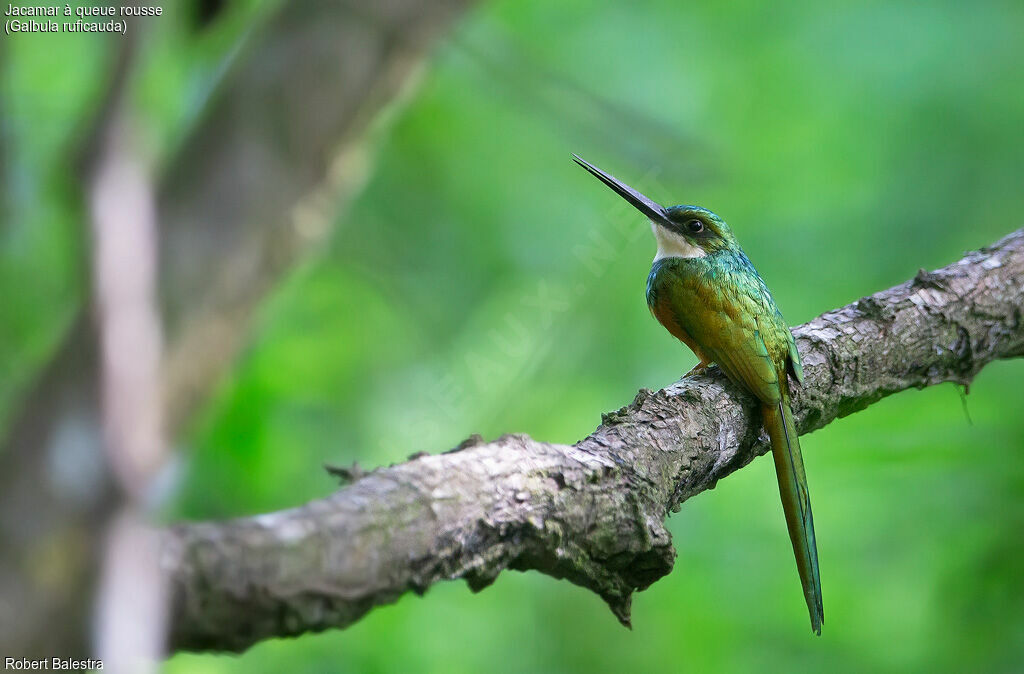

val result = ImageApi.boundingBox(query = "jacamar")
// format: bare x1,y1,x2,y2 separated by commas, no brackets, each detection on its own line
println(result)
573,154,823,634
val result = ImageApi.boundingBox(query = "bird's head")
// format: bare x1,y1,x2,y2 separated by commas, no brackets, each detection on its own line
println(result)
572,154,737,259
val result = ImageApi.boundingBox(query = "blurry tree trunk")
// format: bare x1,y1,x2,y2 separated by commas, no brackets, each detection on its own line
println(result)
0,0,472,658
89,112,168,672
160,230,1024,652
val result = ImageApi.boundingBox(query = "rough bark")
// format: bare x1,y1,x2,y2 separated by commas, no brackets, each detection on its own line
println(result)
164,229,1024,653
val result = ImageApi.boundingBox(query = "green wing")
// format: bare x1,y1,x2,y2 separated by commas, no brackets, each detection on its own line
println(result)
663,264,822,633
667,275,783,404
787,329,804,384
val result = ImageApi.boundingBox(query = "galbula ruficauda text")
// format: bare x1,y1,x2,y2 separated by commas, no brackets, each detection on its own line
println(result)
573,154,823,635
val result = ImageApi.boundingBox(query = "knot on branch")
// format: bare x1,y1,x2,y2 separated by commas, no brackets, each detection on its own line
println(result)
442,435,677,627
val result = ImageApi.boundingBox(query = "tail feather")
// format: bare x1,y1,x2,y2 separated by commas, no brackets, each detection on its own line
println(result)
763,397,823,635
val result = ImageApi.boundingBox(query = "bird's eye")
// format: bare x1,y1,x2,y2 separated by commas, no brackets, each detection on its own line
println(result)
685,219,704,234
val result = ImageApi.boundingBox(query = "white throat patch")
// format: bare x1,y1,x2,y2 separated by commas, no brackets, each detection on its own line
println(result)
651,221,706,262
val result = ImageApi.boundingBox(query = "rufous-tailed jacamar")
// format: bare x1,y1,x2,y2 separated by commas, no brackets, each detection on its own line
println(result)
573,154,823,634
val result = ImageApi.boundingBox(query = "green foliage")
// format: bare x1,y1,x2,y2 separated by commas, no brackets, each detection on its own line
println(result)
4,0,1023,671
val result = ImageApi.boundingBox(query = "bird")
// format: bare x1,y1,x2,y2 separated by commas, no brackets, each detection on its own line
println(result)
572,153,823,634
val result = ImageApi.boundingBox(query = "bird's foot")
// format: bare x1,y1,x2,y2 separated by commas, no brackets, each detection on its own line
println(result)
683,361,711,378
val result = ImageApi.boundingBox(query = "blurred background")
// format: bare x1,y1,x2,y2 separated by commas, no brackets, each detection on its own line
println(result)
2,0,1024,672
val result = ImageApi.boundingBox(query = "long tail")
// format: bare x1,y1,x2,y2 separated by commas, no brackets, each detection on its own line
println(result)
763,396,823,635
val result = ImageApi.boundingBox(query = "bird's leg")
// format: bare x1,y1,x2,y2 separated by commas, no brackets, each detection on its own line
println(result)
684,360,712,377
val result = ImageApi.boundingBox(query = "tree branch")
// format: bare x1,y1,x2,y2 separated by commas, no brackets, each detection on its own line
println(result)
0,0,472,656
164,229,1024,653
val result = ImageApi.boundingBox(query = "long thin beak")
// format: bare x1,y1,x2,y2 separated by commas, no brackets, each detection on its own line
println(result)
572,154,671,226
